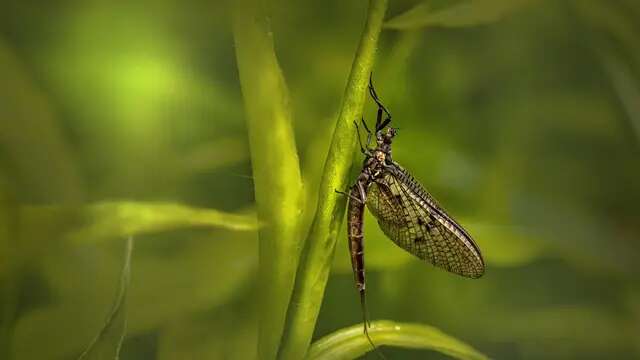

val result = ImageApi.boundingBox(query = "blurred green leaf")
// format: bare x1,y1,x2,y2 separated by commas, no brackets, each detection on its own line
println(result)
0,39,84,202
78,237,132,360
0,176,19,359
601,55,640,142
14,202,257,259
377,30,422,106
481,306,637,355
66,201,258,243
233,0,306,358
462,220,547,267
179,137,250,173
157,304,256,360
385,0,536,30
278,1,389,358
571,0,640,68
308,320,489,360
12,231,256,359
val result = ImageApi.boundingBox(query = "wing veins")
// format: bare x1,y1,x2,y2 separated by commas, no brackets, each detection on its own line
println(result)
389,162,484,263
368,166,484,278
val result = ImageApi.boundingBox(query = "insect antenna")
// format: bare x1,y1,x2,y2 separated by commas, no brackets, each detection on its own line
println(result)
360,290,388,360
368,74,392,131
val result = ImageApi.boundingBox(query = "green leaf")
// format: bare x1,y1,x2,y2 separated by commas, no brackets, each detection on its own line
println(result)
12,231,256,360
0,176,19,360
77,237,133,360
600,55,640,142
308,320,489,360
277,1,389,359
232,0,306,358
461,220,547,267
65,201,258,243
156,305,256,360
179,137,250,173
0,39,84,202
385,0,536,30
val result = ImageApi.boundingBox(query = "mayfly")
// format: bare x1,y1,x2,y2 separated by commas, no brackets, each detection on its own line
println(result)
343,76,485,348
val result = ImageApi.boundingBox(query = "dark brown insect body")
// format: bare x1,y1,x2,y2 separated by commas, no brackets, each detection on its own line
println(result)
347,128,397,298
345,78,485,338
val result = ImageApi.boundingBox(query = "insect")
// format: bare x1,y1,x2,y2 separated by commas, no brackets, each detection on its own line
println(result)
343,76,485,345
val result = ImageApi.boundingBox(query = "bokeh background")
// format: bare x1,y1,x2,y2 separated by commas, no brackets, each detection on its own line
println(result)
1,0,639,359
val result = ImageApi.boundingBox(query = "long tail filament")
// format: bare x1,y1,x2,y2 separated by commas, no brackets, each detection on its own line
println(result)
360,290,387,360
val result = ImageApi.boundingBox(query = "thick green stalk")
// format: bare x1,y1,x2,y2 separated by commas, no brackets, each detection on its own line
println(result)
232,1,305,359
277,1,388,358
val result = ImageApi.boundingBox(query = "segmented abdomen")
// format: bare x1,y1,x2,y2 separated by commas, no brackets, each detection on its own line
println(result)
347,185,366,292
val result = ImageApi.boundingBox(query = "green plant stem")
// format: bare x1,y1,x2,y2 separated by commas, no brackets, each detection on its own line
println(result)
78,237,133,360
277,1,388,359
65,201,258,243
232,1,305,359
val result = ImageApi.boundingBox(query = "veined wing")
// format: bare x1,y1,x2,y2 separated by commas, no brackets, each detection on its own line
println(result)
366,162,484,278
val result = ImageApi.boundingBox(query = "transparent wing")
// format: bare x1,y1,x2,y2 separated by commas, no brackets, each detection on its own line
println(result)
366,163,484,278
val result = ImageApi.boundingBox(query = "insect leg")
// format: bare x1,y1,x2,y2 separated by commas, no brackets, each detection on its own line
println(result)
360,117,373,147
357,179,367,204
335,188,363,204
353,120,368,154
375,107,383,132
378,116,391,131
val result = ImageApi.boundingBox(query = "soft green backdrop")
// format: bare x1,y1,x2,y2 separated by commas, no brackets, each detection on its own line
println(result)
1,0,639,359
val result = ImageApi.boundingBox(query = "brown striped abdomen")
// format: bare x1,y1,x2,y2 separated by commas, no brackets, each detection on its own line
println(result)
347,185,366,292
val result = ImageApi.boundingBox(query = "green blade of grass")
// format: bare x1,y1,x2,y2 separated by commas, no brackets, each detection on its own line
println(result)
65,201,258,243
385,0,535,30
232,1,305,359
12,230,256,360
78,236,133,360
277,1,388,359
308,320,489,360
0,39,84,202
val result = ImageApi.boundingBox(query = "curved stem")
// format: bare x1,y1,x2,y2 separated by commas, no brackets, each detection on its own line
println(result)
308,320,489,360
277,1,388,358
233,1,305,359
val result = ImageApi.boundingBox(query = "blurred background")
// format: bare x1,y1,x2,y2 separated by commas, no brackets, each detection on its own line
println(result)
1,0,639,359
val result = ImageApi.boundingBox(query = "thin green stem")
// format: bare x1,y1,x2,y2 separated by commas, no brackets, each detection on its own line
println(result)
277,1,388,359
78,237,133,360
233,1,305,359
